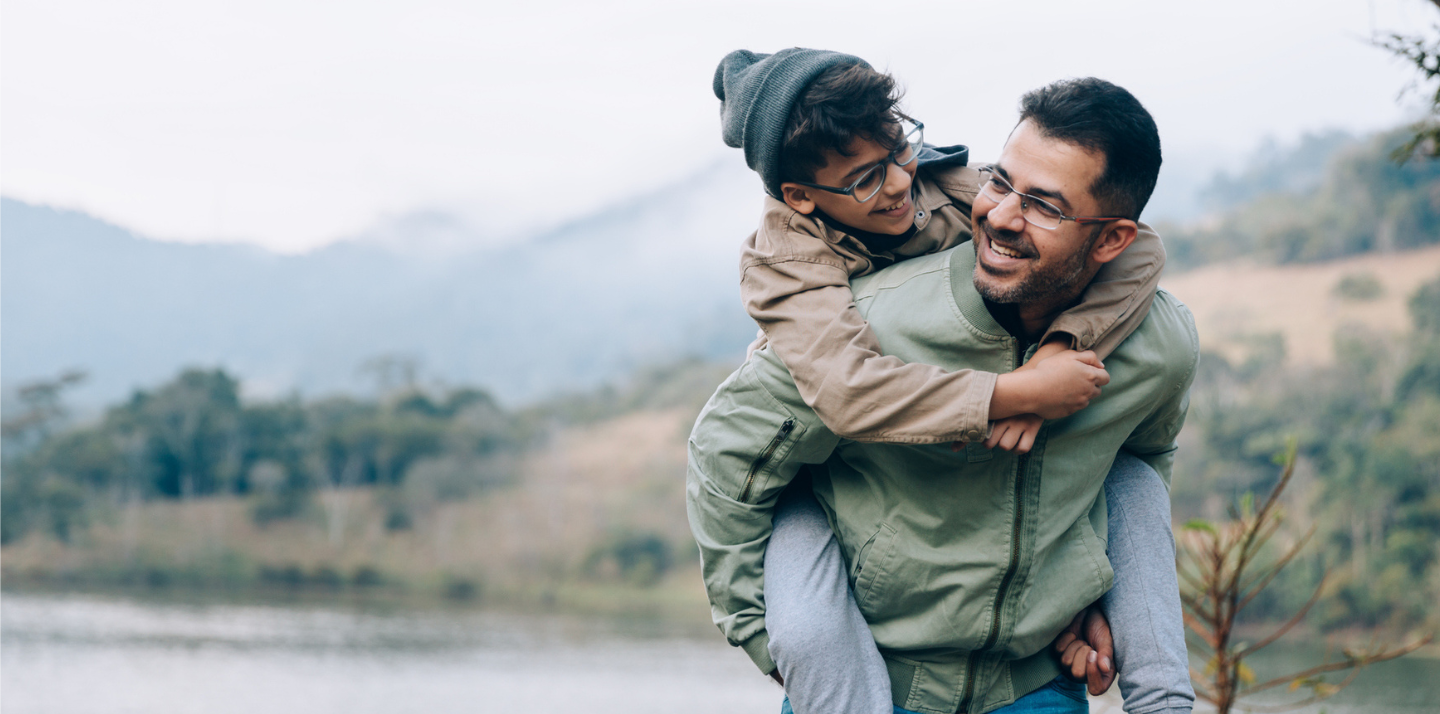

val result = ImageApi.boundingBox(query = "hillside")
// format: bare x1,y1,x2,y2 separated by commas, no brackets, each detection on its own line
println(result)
1163,243,1440,366
1,161,760,407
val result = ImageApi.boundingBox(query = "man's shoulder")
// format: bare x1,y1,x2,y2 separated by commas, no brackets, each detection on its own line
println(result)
1116,288,1200,383
850,247,955,303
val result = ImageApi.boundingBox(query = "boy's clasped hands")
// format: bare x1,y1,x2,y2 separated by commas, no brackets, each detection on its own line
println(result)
959,342,1111,454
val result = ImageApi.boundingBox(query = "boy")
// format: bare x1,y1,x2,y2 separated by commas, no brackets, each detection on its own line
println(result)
705,48,1194,714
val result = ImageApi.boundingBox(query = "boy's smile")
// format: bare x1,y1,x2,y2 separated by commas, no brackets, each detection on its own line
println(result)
779,132,919,237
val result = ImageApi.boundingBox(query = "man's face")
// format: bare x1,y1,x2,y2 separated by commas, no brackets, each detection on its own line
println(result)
972,119,1109,306
785,131,918,236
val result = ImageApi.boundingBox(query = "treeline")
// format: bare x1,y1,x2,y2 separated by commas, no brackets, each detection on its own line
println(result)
0,358,735,552
0,367,527,544
1163,128,1440,271
1172,275,1440,630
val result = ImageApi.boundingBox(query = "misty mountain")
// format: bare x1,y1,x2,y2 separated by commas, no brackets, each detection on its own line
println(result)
2,162,765,407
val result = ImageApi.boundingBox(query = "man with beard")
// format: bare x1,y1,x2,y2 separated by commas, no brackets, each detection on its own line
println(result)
687,77,1198,714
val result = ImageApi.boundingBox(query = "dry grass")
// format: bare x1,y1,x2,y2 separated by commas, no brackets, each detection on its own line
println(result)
1162,244,1440,366
1,408,707,613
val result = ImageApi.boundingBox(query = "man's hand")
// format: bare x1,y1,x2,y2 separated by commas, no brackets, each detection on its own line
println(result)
984,414,1044,454
1051,606,1116,696
1025,350,1109,420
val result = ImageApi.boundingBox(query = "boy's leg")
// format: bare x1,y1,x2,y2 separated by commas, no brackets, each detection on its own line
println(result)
765,481,892,714
1102,452,1196,714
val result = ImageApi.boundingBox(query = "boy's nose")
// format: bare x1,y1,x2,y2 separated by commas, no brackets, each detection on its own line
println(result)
880,161,913,202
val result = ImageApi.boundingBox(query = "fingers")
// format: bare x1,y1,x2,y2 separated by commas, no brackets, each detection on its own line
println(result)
997,425,1022,451
1064,642,1092,680
1087,650,1116,695
1052,631,1077,654
984,425,1004,450
1015,422,1038,454
951,441,966,453
1074,350,1103,369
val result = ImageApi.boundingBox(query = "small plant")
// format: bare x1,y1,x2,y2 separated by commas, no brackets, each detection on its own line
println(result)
1331,272,1385,302
1178,440,1431,714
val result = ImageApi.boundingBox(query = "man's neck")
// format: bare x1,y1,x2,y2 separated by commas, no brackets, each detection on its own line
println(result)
985,286,1087,345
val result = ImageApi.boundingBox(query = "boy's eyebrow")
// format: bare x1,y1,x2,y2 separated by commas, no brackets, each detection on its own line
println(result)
840,158,879,182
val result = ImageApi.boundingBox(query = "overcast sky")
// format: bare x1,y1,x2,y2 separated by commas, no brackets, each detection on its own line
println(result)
2,0,1434,253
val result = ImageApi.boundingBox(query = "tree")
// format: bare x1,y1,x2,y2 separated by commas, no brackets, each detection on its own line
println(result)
1178,441,1432,713
1377,0,1440,162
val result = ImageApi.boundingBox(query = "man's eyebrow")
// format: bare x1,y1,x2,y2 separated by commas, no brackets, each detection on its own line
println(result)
993,164,1071,211
1027,185,1071,211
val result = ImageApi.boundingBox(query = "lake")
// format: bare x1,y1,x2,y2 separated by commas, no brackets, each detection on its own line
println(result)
1,591,1434,713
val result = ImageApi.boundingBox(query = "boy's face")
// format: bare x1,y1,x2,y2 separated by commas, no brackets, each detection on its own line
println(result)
779,133,918,236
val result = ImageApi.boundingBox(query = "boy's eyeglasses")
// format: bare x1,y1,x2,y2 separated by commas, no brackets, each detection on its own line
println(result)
790,121,924,204
976,167,1127,231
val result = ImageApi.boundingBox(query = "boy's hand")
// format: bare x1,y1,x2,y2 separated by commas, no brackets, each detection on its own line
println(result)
1052,606,1116,696
1026,350,1109,420
984,414,1043,454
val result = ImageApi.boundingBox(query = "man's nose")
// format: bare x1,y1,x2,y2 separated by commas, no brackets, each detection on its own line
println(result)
987,191,1028,233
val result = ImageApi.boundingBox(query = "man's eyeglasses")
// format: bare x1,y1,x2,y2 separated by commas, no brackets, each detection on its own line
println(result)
790,121,924,204
976,167,1127,231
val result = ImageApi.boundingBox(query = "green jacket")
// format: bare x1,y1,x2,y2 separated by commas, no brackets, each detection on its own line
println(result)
686,243,1199,714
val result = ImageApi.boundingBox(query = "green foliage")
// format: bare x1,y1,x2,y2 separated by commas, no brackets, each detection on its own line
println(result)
1163,128,1440,271
1,367,522,544
1332,272,1385,302
1174,276,1440,631
1375,7,1440,163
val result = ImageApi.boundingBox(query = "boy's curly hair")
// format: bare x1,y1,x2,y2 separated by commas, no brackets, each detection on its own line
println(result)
778,63,911,185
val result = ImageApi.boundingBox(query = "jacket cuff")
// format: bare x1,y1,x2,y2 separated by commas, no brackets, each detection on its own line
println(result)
739,629,776,674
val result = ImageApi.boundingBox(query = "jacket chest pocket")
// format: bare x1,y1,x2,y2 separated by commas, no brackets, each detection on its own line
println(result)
852,523,898,614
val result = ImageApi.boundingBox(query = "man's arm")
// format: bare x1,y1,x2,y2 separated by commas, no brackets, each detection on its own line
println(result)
685,349,840,674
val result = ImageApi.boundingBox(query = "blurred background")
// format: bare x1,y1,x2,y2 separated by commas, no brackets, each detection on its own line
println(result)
3,1,1439,712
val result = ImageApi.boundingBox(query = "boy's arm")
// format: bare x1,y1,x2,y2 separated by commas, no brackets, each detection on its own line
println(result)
1043,222,1167,361
686,350,841,675
743,251,996,445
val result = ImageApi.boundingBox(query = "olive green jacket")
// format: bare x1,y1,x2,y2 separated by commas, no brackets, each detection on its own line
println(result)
686,243,1199,714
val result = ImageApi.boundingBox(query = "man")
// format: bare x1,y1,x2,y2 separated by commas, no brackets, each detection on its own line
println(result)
687,77,1198,714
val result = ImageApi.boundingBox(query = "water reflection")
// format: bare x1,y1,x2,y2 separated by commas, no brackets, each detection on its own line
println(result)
1,592,783,714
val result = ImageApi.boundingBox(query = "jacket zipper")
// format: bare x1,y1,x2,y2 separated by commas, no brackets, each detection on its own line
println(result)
958,344,1032,714
738,418,795,503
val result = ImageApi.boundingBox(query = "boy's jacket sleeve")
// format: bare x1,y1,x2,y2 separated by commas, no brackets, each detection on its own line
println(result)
685,354,840,674
1042,223,1166,359
739,199,997,445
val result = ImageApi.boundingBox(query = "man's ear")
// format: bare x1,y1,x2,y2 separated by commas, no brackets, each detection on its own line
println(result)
1090,220,1139,264
780,183,817,215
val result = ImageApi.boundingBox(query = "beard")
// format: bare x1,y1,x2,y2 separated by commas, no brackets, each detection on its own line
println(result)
972,219,1099,305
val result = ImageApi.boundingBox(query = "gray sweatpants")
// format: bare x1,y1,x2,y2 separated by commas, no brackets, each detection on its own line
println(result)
763,452,1195,714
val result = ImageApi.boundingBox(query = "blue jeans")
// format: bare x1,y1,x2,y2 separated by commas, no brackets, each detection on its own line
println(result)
780,676,1088,714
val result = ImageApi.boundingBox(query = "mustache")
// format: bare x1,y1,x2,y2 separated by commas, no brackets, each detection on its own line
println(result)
977,218,1037,258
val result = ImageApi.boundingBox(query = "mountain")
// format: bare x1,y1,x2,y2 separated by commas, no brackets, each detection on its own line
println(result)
1,162,764,407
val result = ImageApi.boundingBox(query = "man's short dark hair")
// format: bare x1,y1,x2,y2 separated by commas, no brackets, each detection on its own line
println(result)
1018,78,1162,220
779,63,909,184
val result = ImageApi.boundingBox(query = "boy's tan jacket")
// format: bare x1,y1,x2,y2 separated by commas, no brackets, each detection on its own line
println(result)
739,164,1165,446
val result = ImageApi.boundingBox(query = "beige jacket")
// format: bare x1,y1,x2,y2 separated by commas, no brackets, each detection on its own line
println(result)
739,164,1165,446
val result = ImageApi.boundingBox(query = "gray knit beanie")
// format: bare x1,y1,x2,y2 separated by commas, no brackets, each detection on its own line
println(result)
713,48,870,199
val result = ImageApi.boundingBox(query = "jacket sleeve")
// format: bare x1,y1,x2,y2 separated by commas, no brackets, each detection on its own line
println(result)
1120,293,1200,488
1043,223,1168,360
741,223,996,445
685,350,841,674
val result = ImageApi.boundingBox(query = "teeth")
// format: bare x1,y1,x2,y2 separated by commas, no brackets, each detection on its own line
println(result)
877,199,904,212
991,243,1024,259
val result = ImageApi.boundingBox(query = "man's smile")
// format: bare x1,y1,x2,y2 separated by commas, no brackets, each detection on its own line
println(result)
977,221,1036,272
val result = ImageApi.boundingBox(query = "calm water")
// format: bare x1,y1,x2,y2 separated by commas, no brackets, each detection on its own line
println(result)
1,591,1434,713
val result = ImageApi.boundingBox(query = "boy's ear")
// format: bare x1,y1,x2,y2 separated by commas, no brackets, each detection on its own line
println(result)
1089,220,1139,264
779,183,817,215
